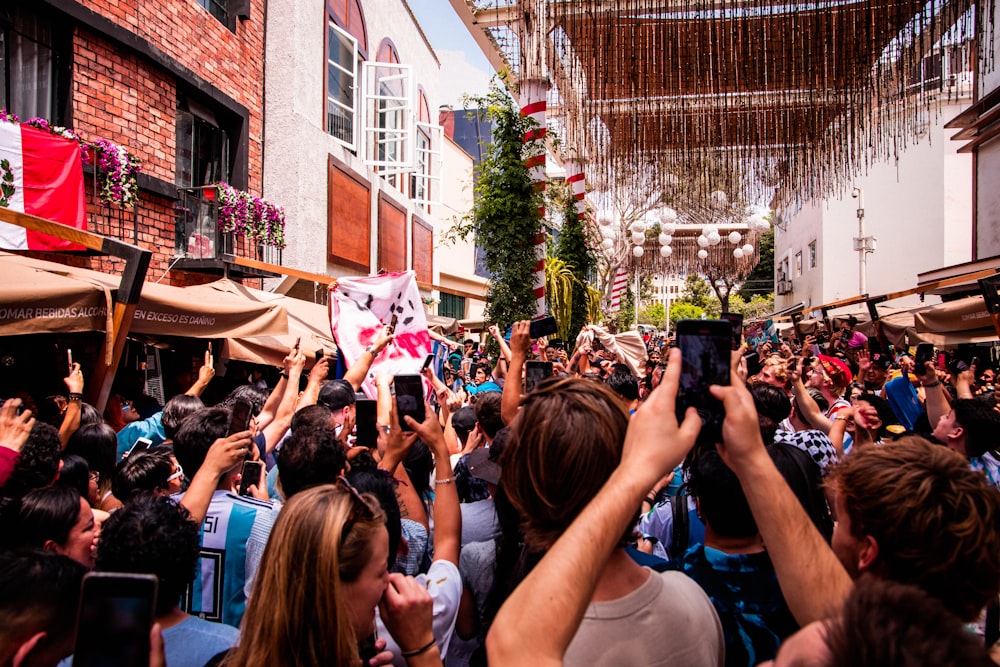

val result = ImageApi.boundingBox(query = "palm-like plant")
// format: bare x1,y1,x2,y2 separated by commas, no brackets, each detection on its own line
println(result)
546,256,577,340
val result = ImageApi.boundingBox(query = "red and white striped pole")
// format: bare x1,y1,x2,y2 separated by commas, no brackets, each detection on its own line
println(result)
521,79,547,317
564,159,586,222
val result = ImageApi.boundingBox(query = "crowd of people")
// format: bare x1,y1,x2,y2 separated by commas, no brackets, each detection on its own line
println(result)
1,314,999,667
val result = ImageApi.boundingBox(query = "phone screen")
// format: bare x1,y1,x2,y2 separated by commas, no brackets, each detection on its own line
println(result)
528,315,559,339
73,573,157,667
914,343,935,371
394,374,425,431
127,437,153,459
524,360,553,393
675,320,731,445
389,313,398,331
355,399,378,448
238,461,263,496
421,353,435,371
228,400,253,437
720,313,744,351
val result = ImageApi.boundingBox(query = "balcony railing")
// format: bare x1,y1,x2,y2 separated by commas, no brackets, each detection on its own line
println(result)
174,188,283,270
84,170,137,244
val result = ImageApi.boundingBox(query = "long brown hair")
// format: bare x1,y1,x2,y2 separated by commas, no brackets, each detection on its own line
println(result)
222,484,385,667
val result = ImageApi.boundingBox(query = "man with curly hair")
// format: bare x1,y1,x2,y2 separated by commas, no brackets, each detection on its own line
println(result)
96,494,238,665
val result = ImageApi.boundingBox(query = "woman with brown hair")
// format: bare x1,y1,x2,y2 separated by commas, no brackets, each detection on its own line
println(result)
222,481,442,667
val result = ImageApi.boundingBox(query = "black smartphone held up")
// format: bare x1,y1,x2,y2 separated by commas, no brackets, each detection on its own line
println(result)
951,343,979,374
914,343,935,374
126,437,153,459
238,460,263,497
228,399,253,438
355,399,379,449
394,374,425,431
421,353,435,371
675,320,732,446
389,313,399,332
67,348,74,374
528,314,559,339
524,360,553,393
72,572,158,667
719,313,744,351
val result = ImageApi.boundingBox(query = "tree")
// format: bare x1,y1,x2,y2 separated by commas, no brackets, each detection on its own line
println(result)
445,83,545,329
678,274,714,310
615,285,636,332
554,185,598,339
727,292,776,320
736,228,774,298
669,301,706,328
638,302,667,329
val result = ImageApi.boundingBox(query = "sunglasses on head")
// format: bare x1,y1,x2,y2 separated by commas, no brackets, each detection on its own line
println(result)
336,475,376,544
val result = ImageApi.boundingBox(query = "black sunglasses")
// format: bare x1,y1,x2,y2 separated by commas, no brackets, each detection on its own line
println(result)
336,475,376,545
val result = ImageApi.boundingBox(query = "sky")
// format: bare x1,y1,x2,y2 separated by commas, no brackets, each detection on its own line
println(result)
406,0,497,107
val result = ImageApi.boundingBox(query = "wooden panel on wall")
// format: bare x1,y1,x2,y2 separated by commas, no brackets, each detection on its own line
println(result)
328,155,370,272
378,194,406,273
412,216,433,284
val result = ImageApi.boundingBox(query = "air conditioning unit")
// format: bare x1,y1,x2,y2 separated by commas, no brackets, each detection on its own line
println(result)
777,280,793,295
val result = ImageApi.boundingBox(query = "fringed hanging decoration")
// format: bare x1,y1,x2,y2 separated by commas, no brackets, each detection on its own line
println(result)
467,0,989,249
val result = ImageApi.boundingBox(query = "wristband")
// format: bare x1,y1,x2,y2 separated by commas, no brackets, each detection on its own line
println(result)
834,415,851,422
921,380,941,388
280,371,289,380
434,476,454,485
365,345,376,356
67,393,83,402
401,638,437,658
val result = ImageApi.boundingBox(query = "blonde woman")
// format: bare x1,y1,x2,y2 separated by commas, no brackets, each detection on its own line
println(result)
223,481,441,667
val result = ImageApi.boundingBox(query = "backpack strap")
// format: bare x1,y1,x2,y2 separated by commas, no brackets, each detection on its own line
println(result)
668,491,690,561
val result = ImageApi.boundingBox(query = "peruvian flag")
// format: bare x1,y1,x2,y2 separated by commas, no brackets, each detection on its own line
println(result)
0,120,87,251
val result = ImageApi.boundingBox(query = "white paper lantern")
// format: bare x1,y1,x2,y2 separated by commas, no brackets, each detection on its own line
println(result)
733,248,745,259
708,232,722,246
728,231,742,244
697,235,710,247
658,233,672,245
697,249,709,259
601,238,615,249
661,221,676,235
601,226,616,239
630,221,646,234
659,207,678,224
631,232,646,245
710,190,728,209
703,226,717,237
742,243,754,255
660,245,672,257
598,211,613,226
633,245,645,257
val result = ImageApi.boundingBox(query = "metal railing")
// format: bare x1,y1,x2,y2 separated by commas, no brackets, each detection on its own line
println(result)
173,188,282,266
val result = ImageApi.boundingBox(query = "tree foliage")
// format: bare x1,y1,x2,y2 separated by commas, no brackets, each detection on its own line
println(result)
736,228,775,298
678,274,715,310
554,190,598,340
669,301,706,328
446,83,545,328
638,302,667,329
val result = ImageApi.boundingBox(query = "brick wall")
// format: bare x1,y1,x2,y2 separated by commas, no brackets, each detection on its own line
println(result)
63,0,266,286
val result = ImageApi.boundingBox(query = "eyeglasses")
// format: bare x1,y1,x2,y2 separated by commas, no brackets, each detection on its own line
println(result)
88,471,100,483
166,463,184,483
336,475,375,545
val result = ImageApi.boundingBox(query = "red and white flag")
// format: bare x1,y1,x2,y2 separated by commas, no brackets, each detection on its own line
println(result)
0,121,87,251
330,271,433,398
609,267,629,313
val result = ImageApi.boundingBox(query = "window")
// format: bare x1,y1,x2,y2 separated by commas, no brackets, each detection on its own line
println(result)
0,6,69,123
326,0,367,150
176,95,232,188
195,0,229,27
795,252,803,277
439,293,466,320
808,240,817,269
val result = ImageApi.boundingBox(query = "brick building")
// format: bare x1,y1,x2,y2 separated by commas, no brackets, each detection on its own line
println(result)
3,0,269,285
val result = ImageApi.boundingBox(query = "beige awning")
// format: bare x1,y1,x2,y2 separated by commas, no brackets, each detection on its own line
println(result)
0,253,288,339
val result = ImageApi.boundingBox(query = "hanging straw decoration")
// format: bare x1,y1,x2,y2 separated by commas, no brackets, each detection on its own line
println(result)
467,0,989,220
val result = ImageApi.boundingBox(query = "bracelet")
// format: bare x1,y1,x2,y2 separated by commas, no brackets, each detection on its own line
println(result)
280,371,289,379
921,380,940,388
365,345,377,356
434,476,454,485
400,638,437,658
643,495,656,505
834,415,851,422
67,393,83,402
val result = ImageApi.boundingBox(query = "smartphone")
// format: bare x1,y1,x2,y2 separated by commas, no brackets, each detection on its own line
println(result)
524,360,553,393
355,399,379,448
315,348,325,363
294,336,301,350
720,313,744,351
72,572,157,667
675,320,731,446
389,313,398,332
228,399,253,437
914,343,935,373
238,460,263,496
207,342,214,368
528,315,559,339
421,353,435,371
126,437,153,459
950,343,978,374
67,348,74,374
394,374,425,431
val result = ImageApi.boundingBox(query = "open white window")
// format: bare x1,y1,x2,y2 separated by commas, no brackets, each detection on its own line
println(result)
361,61,414,175
411,121,443,208
327,21,359,151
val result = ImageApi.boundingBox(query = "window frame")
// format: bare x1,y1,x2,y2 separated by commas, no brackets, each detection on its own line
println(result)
0,4,71,125
808,240,817,269
325,20,360,151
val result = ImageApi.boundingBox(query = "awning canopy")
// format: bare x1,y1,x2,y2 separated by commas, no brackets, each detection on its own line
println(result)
0,252,288,339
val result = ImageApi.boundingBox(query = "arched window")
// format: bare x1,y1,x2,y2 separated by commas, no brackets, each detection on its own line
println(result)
326,0,368,148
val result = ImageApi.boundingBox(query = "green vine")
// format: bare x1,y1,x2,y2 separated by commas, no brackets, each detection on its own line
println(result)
448,82,546,329
554,189,598,339
0,159,14,208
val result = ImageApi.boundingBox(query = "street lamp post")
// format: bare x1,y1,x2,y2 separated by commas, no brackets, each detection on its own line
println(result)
852,187,876,296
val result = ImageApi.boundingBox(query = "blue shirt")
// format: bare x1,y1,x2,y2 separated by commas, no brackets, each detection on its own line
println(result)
116,412,165,461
